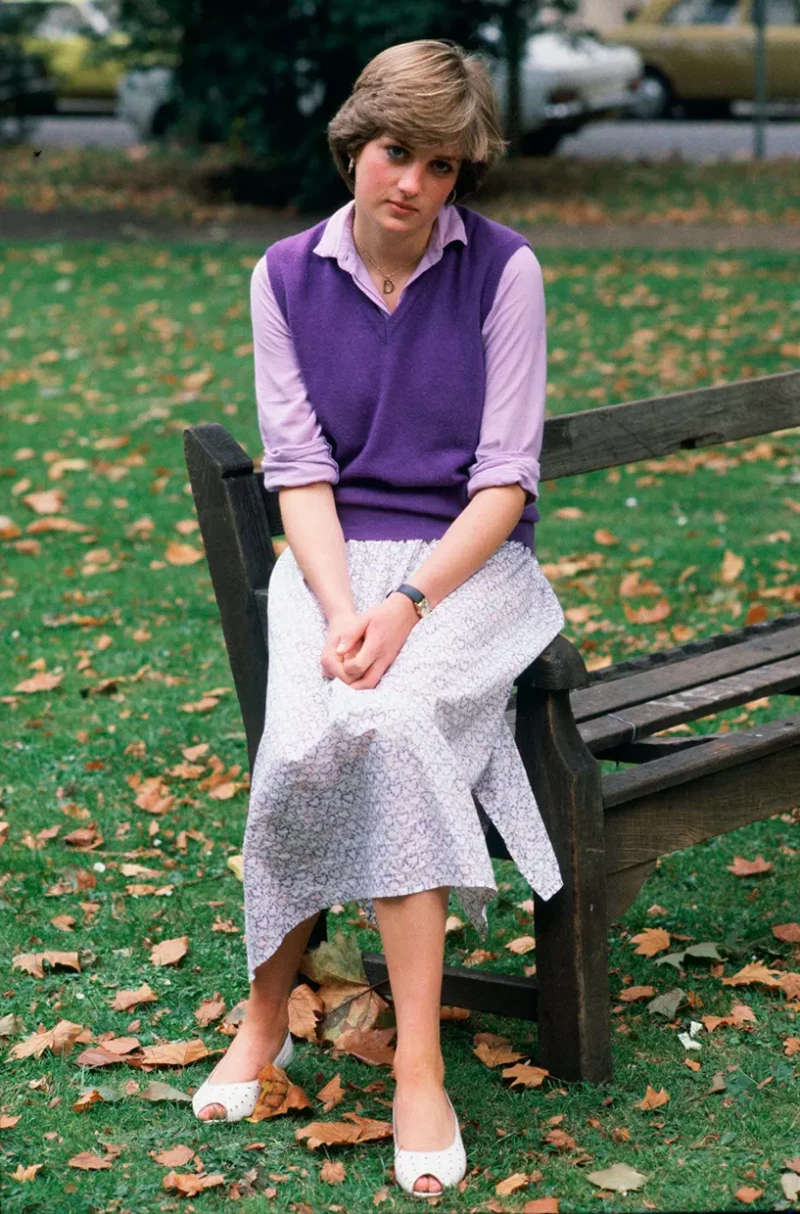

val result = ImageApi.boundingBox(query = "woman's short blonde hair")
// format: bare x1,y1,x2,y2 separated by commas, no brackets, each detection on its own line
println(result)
327,39,508,203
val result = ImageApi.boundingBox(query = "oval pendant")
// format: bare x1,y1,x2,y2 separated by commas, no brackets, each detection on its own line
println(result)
382,278,394,294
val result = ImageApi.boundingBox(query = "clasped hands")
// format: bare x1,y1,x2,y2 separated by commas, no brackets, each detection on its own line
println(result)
320,594,420,690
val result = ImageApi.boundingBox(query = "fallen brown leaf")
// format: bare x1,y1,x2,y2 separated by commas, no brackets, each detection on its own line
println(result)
295,1112,393,1150
630,928,670,956
473,1031,526,1067
151,1145,196,1167
162,1170,226,1195
7,1019,86,1060
636,1084,669,1110
11,950,80,978
727,855,773,877
109,983,158,1011
68,1152,112,1170
150,936,188,967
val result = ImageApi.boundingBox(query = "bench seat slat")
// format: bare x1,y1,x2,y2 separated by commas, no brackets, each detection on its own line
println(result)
601,710,800,809
577,653,800,751
570,622,800,722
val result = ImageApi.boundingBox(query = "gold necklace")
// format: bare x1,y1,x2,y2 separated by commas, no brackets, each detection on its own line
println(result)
352,226,432,295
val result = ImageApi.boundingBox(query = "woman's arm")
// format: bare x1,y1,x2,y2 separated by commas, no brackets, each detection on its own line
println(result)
401,245,546,611
278,482,356,622
396,483,527,611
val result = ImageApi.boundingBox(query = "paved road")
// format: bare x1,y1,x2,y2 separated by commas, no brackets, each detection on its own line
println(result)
2,113,798,161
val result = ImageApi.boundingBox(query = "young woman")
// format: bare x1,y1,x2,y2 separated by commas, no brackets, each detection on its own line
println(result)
192,38,566,1198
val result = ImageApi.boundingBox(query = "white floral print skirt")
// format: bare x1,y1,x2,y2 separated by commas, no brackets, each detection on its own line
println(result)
242,537,567,983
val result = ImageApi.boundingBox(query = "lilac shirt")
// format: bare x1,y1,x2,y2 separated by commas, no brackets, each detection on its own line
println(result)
251,199,547,508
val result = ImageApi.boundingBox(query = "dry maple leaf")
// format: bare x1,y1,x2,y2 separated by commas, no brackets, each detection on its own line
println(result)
296,1112,393,1151
473,1031,526,1067
288,983,325,1043
109,983,158,1011
502,1062,549,1088
543,1128,576,1150
7,1019,85,1060
23,489,65,514
617,985,656,1002
316,1074,347,1113
68,1152,112,1170
727,855,773,877
320,1159,347,1184
637,1084,669,1110
330,1026,396,1067
132,1040,210,1067
784,1037,800,1056
13,671,64,694
150,936,188,967
194,994,226,1026
779,973,800,1002
72,1089,107,1112
496,1172,530,1196
630,928,670,956
151,1145,196,1168
12,950,80,978
165,541,204,566
735,1186,764,1203
0,1114,21,1128
772,922,800,943
162,1170,226,1195
506,935,536,955
248,1064,312,1121
522,1200,559,1213
721,962,785,989
10,1163,43,1182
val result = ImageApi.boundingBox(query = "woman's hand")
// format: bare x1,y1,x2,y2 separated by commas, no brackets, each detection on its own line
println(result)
321,595,419,689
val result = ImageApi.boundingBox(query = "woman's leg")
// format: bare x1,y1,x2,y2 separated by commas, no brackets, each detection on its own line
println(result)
372,886,454,1196
196,909,321,1120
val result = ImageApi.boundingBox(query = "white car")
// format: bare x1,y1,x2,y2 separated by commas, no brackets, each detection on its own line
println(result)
116,64,175,138
479,22,644,154
118,27,643,155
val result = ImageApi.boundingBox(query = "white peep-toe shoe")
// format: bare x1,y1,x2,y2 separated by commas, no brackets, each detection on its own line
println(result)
191,1029,293,1124
392,1088,467,1198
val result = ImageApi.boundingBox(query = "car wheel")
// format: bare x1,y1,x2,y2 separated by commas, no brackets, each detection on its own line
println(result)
519,127,565,156
151,100,179,139
629,69,675,120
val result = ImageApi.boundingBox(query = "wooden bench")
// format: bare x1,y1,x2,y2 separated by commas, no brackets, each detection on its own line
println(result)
183,367,800,1085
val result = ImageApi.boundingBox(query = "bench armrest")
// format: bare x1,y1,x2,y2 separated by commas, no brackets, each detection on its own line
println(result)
516,633,591,693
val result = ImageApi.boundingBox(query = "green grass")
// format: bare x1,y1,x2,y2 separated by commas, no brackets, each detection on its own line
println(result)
0,242,798,1212
0,144,799,226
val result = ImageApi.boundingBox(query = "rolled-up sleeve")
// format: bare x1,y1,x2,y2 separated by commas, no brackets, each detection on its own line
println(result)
466,245,546,507
250,255,339,491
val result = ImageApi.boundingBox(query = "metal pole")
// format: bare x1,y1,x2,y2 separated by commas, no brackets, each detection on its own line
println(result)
752,0,767,159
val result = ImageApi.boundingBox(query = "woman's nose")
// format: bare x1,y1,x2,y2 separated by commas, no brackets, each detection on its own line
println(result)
397,163,423,194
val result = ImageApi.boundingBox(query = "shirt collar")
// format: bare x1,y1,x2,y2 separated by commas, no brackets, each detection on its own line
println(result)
312,198,467,271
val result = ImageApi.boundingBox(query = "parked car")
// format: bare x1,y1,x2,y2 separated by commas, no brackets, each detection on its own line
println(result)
605,0,800,119
0,0,130,106
478,21,644,153
118,28,644,155
116,63,176,138
0,40,57,124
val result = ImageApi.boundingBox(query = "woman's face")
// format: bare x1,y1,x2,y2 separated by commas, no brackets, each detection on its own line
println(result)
351,133,462,235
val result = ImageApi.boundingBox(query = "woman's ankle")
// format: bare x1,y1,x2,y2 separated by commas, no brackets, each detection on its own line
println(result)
393,1052,446,1087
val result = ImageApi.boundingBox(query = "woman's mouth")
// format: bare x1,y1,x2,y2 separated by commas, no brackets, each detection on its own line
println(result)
388,201,416,214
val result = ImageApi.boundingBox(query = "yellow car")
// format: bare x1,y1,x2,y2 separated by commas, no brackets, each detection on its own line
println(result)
604,0,800,118
0,0,129,103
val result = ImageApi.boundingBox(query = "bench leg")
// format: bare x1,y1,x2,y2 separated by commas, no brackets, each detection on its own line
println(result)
516,681,612,1084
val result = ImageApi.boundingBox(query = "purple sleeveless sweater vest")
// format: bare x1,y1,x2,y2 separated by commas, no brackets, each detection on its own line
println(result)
266,204,540,553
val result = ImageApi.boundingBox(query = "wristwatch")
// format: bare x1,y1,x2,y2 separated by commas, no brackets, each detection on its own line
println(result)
385,582,431,619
